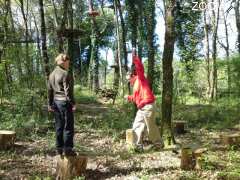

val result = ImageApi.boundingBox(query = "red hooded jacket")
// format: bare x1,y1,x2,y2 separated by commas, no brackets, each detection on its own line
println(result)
128,55,155,109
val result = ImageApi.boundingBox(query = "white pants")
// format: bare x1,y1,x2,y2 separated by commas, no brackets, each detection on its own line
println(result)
132,103,162,145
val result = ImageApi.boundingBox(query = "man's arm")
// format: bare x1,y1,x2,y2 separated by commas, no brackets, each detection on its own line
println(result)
63,72,75,105
47,77,54,111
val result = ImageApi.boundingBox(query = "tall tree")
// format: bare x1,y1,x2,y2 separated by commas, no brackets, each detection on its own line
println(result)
161,0,176,143
218,8,231,96
234,0,240,53
39,0,50,80
144,0,156,90
88,0,100,93
126,0,139,48
204,9,212,98
175,0,203,74
19,0,32,87
211,0,221,100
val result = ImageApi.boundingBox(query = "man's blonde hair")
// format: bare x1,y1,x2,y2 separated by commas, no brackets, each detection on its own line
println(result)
55,53,70,65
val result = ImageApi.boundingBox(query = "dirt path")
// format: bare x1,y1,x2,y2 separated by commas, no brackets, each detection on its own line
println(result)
0,102,239,179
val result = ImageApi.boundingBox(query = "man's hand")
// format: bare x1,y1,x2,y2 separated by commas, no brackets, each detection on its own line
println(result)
72,105,76,112
48,105,54,112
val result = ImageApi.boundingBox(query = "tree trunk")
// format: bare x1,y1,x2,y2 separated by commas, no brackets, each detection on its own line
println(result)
31,8,41,74
113,49,120,92
204,9,211,99
126,0,138,48
58,0,69,53
224,8,231,96
145,0,156,90
3,0,13,86
39,0,50,80
235,0,240,53
161,0,176,144
19,0,32,87
114,0,124,98
8,1,23,80
211,0,221,100
116,0,128,72
89,0,100,93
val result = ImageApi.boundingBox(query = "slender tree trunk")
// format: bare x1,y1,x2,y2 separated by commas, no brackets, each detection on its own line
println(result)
113,48,120,91
235,0,240,53
57,0,69,53
126,0,138,48
116,0,128,72
161,0,176,144
145,0,156,90
219,10,231,96
19,0,31,87
114,0,124,97
89,0,99,93
39,0,50,80
137,2,144,59
8,0,23,79
3,0,12,86
32,9,41,74
211,0,221,100
204,9,211,99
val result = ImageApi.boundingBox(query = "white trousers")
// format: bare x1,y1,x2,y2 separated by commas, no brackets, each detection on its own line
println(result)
132,103,162,145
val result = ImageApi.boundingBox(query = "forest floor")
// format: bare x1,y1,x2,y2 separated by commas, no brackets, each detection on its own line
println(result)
1,98,240,180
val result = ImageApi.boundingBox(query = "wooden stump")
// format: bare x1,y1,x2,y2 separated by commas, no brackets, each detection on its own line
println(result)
180,146,207,170
193,148,207,170
220,133,240,146
126,129,134,146
56,154,87,180
180,147,194,170
0,130,16,150
173,121,186,134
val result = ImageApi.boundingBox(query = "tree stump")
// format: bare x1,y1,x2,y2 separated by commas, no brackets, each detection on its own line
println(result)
220,133,240,146
180,146,207,170
193,148,207,170
56,154,87,180
126,129,134,146
180,147,194,170
0,130,16,150
173,121,186,134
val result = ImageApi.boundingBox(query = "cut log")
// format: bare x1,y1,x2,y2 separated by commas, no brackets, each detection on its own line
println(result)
220,133,240,146
126,129,134,146
173,121,186,134
180,147,194,170
56,154,87,180
0,130,16,150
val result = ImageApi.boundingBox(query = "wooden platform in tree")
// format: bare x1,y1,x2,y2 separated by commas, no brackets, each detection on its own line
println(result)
56,154,88,180
0,130,16,150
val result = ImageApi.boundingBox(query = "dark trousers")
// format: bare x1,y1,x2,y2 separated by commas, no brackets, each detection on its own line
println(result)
53,100,74,151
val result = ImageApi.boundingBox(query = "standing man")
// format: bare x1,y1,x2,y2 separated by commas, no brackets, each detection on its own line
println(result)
126,49,164,152
48,53,76,156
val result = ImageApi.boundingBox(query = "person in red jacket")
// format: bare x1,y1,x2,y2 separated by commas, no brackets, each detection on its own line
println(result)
126,50,163,152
